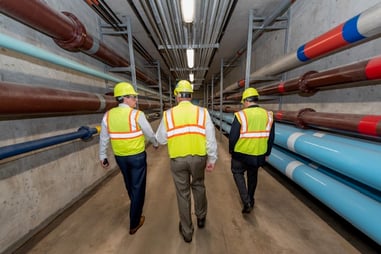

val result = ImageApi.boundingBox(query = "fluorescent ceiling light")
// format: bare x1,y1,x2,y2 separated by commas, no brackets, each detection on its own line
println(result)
186,48,194,68
181,0,195,23
189,73,194,82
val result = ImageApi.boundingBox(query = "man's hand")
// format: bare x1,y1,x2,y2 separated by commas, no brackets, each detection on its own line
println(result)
205,162,215,172
100,158,110,169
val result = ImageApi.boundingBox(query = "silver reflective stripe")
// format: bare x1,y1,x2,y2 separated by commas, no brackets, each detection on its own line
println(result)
166,109,174,129
130,110,139,131
240,132,269,138
110,130,143,139
198,108,205,125
167,126,206,137
238,111,247,132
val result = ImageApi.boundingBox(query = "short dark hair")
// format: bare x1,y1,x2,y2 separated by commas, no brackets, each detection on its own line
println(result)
244,96,258,102
116,96,124,103
179,92,192,98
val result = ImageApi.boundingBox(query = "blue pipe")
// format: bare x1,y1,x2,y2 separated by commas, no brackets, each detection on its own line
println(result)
274,145,381,203
0,126,99,160
301,127,381,153
268,147,381,245
275,123,381,192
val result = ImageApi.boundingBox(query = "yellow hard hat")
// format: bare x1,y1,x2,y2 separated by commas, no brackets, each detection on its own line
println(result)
241,87,259,103
113,82,138,97
174,80,193,96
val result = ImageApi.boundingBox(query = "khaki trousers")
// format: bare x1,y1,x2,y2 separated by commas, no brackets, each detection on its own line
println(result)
170,155,207,238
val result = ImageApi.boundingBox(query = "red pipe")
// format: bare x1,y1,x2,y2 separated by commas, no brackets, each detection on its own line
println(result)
0,0,159,88
0,81,160,118
257,56,381,96
275,108,381,137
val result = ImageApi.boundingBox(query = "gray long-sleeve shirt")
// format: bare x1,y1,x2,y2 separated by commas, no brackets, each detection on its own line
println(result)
155,101,217,164
99,103,158,160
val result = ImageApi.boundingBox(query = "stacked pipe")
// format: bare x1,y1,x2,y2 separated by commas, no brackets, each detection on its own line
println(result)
256,56,381,96
217,2,381,96
209,111,381,245
0,81,161,118
0,0,159,88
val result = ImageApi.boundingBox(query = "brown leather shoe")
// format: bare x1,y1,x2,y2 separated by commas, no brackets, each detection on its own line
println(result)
129,216,145,235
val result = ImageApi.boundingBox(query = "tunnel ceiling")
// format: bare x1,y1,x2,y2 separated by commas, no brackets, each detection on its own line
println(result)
97,0,287,91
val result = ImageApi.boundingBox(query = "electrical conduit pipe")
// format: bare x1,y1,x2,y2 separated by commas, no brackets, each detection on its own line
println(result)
0,126,100,160
268,147,381,245
219,2,381,96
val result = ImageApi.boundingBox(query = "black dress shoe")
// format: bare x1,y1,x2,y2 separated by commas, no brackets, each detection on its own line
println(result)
197,217,206,228
129,216,145,234
242,203,252,214
179,222,192,243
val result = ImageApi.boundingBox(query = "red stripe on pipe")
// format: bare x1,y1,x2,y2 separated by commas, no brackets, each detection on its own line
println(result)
358,115,381,136
276,111,283,120
303,24,347,59
278,82,285,93
238,79,245,88
365,57,381,80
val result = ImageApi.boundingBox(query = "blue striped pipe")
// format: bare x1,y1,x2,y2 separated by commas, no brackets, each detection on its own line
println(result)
250,2,381,79
275,145,381,203
0,126,98,160
301,128,381,153
275,123,381,191
268,147,381,245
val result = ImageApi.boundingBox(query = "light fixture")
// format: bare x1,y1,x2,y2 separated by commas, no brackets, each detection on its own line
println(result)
186,48,194,68
181,0,195,23
189,72,194,82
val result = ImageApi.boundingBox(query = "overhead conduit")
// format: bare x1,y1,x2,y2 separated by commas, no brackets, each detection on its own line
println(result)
218,2,381,96
0,0,160,89
209,111,381,245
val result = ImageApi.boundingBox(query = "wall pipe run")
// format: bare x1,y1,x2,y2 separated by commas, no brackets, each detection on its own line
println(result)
275,108,381,138
0,126,99,160
277,146,381,203
0,81,162,118
274,123,381,192
268,147,381,245
0,33,167,98
218,2,381,96
0,0,159,88
257,56,381,96
209,113,381,244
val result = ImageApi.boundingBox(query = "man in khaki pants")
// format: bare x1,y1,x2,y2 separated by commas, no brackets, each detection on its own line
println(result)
156,80,217,243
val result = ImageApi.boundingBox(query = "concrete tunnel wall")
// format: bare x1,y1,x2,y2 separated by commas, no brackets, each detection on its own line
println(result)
0,0,381,253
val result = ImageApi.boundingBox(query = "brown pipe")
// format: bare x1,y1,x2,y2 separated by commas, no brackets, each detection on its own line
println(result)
0,81,160,118
275,108,381,137
257,56,381,96
0,0,159,88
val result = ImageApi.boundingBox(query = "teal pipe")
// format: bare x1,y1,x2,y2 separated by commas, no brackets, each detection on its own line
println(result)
0,33,121,82
0,33,167,97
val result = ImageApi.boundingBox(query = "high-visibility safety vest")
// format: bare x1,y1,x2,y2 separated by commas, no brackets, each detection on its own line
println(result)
234,107,273,156
164,101,207,158
107,107,145,156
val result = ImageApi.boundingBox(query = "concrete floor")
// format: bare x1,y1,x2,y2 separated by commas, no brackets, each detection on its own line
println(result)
16,134,379,254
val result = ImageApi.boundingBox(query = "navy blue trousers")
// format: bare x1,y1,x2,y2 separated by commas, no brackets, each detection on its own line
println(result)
115,151,147,230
